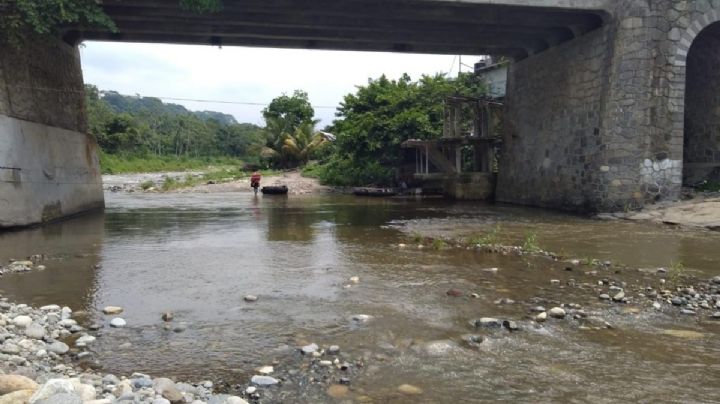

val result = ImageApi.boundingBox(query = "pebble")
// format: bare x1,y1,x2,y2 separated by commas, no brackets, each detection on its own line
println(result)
301,343,319,355
245,386,257,394
550,279,560,285
12,315,33,327
243,295,258,302
712,312,720,319
102,306,123,315
250,375,279,386
612,291,625,302
257,366,274,375
351,314,373,323
25,323,46,339
328,345,340,355
349,276,360,284
548,307,566,319
653,302,662,310
530,306,546,313
446,288,463,297
48,341,70,355
162,312,174,322
599,294,610,300
535,312,547,322
110,318,127,328
397,384,423,395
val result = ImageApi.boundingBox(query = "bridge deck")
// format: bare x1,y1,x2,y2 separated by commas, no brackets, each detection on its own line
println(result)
66,0,608,58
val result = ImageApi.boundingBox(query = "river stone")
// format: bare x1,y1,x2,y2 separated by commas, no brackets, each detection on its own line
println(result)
612,291,625,302
548,307,566,319
503,320,520,331
257,366,274,375
653,302,662,310
301,343,319,354
109,318,126,328
13,315,33,327
152,399,171,404
530,306,546,313
243,295,258,302
328,345,340,355
208,396,249,404
75,335,96,346
671,297,683,306
712,276,720,284
475,317,502,328
102,306,123,315
251,375,279,386
29,379,75,403
599,294,610,300
535,312,547,322
162,312,174,322
0,374,38,394
48,341,69,355
397,384,423,395
25,323,46,339
351,314,373,323
40,305,60,311
1,343,20,355
153,378,183,403
34,393,83,404
0,389,35,404
69,382,96,401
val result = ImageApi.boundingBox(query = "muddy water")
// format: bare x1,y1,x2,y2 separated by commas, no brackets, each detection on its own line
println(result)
1,194,720,403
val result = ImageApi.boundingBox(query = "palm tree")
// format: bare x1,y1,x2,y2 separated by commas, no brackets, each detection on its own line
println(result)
281,122,329,166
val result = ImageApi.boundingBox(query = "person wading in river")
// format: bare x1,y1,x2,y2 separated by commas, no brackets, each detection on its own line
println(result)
250,171,262,195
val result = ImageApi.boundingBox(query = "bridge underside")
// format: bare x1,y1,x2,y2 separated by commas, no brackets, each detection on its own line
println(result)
66,0,606,60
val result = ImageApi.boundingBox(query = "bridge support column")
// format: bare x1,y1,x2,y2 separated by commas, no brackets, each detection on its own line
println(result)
0,37,103,228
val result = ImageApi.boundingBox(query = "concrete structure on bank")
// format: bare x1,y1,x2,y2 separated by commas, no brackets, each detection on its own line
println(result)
3,0,720,227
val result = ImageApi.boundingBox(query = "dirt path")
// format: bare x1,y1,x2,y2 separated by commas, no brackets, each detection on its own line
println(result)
174,170,330,195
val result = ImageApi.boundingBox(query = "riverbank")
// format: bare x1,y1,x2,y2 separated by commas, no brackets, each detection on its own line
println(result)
596,193,720,231
103,170,330,195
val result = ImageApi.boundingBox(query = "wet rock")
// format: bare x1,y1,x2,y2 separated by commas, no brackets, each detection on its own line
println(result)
470,293,480,299
462,334,484,344
712,276,720,285
548,307,566,319
599,294,610,300
653,302,662,310
301,343,319,355
681,309,696,315
351,314,373,323
612,291,625,302
502,320,520,331
243,295,258,302
328,345,340,355
671,297,684,306
550,279,560,285
712,312,720,319
173,324,187,333
446,288,463,297
474,317,502,328
109,318,126,328
535,312,547,322
48,342,69,355
25,323,46,339
530,306,546,313
0,374,38,395
257,366,274,375
102,306,123,315
161,312,174,322
250,375,279,386
349,276,360,284
397,384,423,395
75,335,96,346
154,378,183,403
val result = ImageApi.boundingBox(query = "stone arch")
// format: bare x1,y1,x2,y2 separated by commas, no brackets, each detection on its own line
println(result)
673,10,720,186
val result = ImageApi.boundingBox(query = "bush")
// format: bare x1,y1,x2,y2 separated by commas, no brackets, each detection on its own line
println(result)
318,157,394,186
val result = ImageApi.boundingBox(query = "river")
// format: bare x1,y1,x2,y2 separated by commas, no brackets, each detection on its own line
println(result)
1,192,719,403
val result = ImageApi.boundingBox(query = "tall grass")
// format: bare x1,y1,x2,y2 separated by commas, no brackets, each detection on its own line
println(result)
100,152,247,174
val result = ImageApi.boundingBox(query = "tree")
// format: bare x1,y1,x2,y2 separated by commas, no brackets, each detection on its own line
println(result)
319,72,487,186
281,123,330,166
262,90,316,131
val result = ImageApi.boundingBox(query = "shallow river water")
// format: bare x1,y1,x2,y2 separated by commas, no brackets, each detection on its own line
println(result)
1,193,720,403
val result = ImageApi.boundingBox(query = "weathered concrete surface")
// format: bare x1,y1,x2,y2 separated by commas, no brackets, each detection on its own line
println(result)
0,38,103,228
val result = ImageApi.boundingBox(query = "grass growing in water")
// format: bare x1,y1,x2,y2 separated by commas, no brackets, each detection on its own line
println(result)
666,261,686,288
469,224,502,246
522,231,541,253
431,239,448,250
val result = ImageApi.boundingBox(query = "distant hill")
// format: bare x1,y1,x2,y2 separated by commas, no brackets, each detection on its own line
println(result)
101,91,238,125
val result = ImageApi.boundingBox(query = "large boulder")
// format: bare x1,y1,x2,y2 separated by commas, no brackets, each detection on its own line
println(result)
0,375,38,395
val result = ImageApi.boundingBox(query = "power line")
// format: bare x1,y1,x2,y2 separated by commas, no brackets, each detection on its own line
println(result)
4,84,338,109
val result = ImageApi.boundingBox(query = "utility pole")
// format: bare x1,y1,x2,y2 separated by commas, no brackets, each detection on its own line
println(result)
458,55,462,76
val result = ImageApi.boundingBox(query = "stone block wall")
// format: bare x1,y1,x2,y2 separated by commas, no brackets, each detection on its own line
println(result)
0,37,103,228
497,26,612,211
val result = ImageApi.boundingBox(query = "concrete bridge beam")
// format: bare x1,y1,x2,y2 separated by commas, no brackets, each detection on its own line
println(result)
0,38,104,228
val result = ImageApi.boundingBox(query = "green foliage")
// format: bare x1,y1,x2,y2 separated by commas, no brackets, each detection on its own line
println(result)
322,72,487,186
86,85,264,163
262,90,315,132
99,152,245,175
431,238,448,250
469,225,502,246
522,231,541,253
695,180,720,192
260,91,322,168
140,180,155,191
179,0,223,13
666,261,686,288
0,0,116,44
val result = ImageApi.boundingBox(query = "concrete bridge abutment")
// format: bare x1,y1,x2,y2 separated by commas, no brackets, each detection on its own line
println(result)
0,37,104,228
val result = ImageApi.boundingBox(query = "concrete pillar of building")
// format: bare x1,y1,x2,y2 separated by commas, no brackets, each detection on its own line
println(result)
0,36,104,228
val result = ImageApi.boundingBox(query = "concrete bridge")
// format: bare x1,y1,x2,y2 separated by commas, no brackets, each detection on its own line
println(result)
1,0,719,227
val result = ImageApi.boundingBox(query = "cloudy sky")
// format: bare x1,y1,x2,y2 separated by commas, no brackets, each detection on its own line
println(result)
79,41,481,127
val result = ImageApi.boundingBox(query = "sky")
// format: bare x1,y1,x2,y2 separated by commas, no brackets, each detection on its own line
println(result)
79,42,482,127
